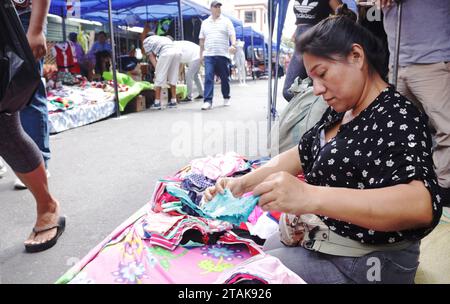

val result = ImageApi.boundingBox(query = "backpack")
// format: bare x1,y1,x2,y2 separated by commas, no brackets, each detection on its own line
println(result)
270,76,328,155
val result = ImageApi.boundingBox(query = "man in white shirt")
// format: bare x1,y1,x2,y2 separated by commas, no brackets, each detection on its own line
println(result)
199,1,236,110
142,28,182,109
174,40,204,102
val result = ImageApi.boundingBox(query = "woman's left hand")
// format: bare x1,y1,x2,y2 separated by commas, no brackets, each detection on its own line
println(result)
253,172,315,215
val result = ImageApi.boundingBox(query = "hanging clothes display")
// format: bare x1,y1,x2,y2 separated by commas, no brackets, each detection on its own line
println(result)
52,41,81,74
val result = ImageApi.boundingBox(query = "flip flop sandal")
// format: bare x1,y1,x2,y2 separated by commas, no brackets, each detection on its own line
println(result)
25,216,66,253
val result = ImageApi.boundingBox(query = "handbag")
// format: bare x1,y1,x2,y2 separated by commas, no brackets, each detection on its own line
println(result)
0,0,40,114
279,213,414,257
279,213,328,247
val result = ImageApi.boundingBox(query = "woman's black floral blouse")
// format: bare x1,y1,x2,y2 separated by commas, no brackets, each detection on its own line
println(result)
298,86,443,245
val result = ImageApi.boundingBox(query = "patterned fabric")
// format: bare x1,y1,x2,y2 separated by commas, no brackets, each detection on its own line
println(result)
299,86,442,244
56,207,255,284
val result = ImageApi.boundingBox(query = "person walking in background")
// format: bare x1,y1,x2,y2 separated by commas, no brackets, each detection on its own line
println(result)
2,0,65,253
380,0,450,206
13,0,52,190
142,26,182,110
199,1,236,110
174,40,204,102
233,39,247,86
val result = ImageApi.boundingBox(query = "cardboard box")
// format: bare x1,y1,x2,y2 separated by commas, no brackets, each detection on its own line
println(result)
124,95,146,113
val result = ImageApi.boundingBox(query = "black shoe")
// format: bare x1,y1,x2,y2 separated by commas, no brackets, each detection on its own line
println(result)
179,97,192,103
194,95,203,100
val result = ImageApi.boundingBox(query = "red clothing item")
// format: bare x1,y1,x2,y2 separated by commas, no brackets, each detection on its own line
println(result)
53,41,81,74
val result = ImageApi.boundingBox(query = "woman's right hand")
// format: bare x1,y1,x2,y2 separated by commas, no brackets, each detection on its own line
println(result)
27,31,47,60
203,177,246,202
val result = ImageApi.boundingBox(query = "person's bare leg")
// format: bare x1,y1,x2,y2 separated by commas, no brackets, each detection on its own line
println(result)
170,85,177,100
15,162,61,246
155,86,161,101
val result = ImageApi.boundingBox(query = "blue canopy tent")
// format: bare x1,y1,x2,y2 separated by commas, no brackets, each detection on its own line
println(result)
236,26,265,48
48,0,243,118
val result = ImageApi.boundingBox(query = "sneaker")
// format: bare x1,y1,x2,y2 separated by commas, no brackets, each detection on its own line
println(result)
223,98,231,107
0,159,7,177
194,95,203,100
150,102,162,110
179,97,192,103
167,101,178,108
201,102,212,110
14,170,51,190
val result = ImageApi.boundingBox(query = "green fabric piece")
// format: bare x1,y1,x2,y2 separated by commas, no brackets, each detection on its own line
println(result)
103,71,188,111
175,84,187,100
102,71,153,111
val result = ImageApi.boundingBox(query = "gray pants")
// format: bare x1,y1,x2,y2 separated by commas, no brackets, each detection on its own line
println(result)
390,62,450,189
263,233,420,284
186,59,203,99
0,112,43,173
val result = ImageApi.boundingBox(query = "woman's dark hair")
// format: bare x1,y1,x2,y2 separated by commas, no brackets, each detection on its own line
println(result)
297,15,387,79
336,4,357,22
98,31,107,37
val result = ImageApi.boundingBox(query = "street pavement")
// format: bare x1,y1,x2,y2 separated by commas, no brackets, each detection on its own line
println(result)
0,78,286,283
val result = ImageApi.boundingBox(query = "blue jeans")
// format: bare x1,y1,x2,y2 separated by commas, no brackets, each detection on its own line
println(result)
203,56,230,104
20,13,51,168
263,233,420,284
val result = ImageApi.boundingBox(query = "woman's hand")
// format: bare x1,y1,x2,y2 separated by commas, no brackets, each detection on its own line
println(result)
253,172,315,215
27,31,47,60
203,177,246,202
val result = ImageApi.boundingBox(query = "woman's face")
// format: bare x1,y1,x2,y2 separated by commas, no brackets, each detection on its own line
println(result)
303,48,366,113
98,34,107,44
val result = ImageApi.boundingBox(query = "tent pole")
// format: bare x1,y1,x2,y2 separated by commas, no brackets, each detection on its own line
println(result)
267,0,274,150
250,29,255,80
61,7,66,41
108,0,120,118
392,0,402,88
178,0,184,40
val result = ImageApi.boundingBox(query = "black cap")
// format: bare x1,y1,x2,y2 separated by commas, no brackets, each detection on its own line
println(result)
210,1,222,8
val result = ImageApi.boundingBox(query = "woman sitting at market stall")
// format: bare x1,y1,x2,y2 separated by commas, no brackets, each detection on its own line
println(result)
86,31,112,79
204,15,443,283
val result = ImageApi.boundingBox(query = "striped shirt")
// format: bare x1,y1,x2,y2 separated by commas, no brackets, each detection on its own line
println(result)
199,15,235,58
143,35,174,57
